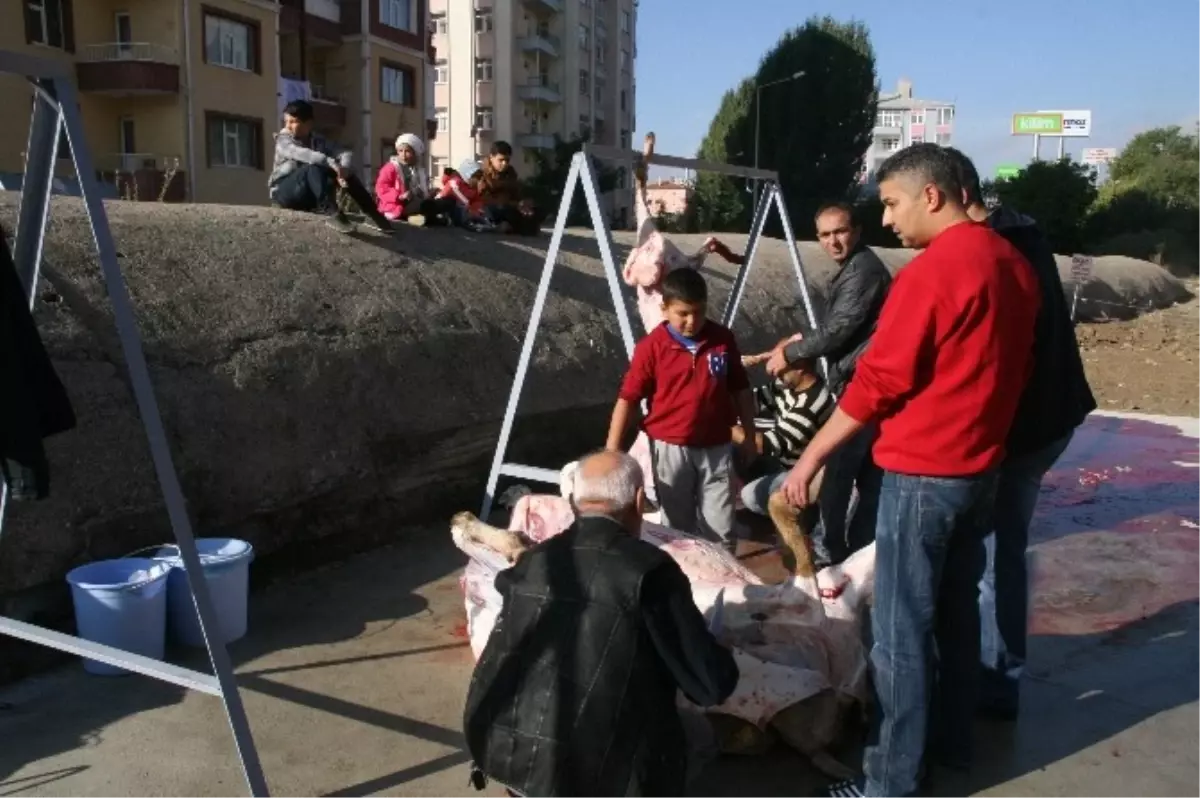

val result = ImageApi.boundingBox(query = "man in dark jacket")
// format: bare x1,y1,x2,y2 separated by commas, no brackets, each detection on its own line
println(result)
765,202,892,567
949,148,1097,719
464,450,738,797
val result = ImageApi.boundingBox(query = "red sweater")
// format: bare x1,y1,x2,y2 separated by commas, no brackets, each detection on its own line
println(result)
619,321,750,447
839,221,1040,476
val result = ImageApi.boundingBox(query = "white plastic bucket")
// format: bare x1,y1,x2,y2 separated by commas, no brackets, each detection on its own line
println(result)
139,539,255,647
66,558,171,676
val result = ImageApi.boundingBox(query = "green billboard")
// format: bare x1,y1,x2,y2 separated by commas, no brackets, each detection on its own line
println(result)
995,165,1022,179
1012,113,1064,135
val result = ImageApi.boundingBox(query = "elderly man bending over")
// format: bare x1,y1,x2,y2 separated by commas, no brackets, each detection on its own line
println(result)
464,450,739,797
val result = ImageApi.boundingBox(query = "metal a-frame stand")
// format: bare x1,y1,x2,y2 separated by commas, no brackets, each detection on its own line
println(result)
0,51,268,797
479,143,822,520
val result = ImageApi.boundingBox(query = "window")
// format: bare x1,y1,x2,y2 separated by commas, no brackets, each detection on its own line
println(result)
615,168,626,189
206,114,261,169
380,0,414,32
876,110,902,128
619,48,629,71
431,13,447,34
579,69,589,94
578,24,590,49
935,132,951,145
596,77,605,104
620,9,630,33
580,0,589,5
579,113,590,134
23,0,71,50
475,58,493,82
597,20,607,39
620,129,629,148
596,46,606,66
879,136,900,152
475,11,493,33
910,110,925,125
475,107,494,131
432,156,449,176
938,107,954,125
380,63,414,106
435,59,449,83
620,89,626,111
204,12,255,71
435,107,449,132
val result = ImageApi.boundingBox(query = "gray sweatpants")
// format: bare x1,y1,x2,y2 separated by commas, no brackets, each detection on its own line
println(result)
650,440,734,545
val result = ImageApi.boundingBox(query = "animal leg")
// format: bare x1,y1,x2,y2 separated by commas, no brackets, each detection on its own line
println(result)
767,490,820,582
450,511,530,562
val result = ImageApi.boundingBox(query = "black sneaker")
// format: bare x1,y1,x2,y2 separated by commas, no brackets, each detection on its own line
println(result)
325,210,354,234
826,779,865,797
363,215,395,234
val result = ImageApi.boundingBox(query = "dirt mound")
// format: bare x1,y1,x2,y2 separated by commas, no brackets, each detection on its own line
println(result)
2,195,1193,600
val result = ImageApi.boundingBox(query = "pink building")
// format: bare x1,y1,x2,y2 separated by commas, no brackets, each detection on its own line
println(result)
645,179,692,216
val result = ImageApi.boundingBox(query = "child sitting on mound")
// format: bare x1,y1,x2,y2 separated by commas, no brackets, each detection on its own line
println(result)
624,132,745,334
374,133,430,223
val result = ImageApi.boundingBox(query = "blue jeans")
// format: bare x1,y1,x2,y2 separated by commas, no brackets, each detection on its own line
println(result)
864,470,997,797
272,163,335,211
739,459,788,515
815,423,882,566
978,432,1074,714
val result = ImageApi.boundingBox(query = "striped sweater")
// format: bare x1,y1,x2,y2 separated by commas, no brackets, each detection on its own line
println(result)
752,378,835,466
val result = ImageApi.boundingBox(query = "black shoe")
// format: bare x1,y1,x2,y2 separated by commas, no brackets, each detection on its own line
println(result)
826,779,865,797
325,210,354,234
364,215,395,233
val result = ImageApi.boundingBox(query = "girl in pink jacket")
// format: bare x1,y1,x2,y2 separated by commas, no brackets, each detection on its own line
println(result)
375,133,430,221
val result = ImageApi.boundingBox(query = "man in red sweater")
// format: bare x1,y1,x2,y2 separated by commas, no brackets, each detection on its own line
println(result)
780,144,1040,797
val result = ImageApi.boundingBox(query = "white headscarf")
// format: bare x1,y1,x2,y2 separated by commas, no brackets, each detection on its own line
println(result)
395,133,425,157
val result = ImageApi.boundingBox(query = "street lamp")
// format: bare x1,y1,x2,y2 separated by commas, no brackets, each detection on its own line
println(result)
752,70,805,206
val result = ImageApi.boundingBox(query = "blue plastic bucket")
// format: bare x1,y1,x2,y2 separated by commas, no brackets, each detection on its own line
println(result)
66,558,171,676
142,539,255,647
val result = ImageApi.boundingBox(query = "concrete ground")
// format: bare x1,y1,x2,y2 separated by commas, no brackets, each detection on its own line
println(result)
0,411,1196,797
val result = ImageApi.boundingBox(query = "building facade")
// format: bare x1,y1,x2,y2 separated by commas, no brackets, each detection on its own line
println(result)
2,0,432,205
864,78,955,178
428,0,635,227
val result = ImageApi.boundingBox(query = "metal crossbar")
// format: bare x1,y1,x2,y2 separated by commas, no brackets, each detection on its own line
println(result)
479,145,821,520
0,50,268,796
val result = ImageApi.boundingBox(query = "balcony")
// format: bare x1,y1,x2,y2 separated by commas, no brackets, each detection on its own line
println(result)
95,153,187,202
517,76,561,103
76,43,180,96
279,0,343,43
519,133,555,150
310,84,347,130
519,32,560,57
521,0,562,13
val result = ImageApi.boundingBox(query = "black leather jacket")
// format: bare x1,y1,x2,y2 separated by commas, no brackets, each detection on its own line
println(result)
783,244,892,394
464,515,738,797
988,206,1096,456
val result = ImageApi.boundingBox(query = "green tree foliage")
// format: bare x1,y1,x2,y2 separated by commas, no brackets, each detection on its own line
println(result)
1084,125,1200,274
991,158,1098,253
524,133,620,226
690,16,878,236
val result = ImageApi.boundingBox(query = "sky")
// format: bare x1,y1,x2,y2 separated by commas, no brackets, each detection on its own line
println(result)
633,0,1199,181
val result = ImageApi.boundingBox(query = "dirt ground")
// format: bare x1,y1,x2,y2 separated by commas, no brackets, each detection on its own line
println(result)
1076,279,1198,416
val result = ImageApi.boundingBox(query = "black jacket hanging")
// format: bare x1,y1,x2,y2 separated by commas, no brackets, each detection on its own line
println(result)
0,227,76,500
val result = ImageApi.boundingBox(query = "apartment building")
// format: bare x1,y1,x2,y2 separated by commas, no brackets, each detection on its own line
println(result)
428,0,636,227
864,78,955,178
2,0,432,205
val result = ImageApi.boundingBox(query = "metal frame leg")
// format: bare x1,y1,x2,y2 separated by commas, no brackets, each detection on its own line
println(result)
479,155,584,522
13,81,61,303
721,184,772,327
53,77,269,796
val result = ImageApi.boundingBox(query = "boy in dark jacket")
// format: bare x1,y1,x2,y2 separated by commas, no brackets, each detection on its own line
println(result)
477,141,543,235
948,147,1097,720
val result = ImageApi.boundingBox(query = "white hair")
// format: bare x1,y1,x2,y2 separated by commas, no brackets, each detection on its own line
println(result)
569,451,643,512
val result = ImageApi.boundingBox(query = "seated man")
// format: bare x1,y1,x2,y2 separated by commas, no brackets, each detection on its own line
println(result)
464,450,739,797
268,100,394,235
476,140,543,236
735,354,835,518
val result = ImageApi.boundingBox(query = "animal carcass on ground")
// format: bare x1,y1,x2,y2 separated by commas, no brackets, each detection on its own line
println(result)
451,465,877,778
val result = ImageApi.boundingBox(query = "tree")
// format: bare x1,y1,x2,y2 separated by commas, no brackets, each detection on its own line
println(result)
523,133,620,226
690,16,878,236
991,158,1098,253
1083,125,1200,274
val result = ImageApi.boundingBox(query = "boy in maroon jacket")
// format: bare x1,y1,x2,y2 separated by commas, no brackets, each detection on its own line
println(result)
606,269,757,551
780,144,1040,798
